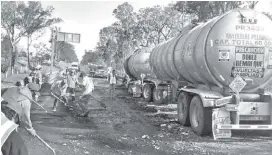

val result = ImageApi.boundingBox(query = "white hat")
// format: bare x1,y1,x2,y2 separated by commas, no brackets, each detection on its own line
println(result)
36,65,42,69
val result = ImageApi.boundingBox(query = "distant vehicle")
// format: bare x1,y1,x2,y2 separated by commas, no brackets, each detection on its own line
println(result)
42,60,51,66
89,70,96,77
70,62,80,71
94,69,107,78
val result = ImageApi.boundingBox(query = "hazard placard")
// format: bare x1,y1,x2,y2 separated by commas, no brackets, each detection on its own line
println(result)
229,75,247,93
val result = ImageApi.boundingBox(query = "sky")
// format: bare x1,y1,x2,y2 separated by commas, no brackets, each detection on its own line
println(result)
17,0,272,62
18,0,173,61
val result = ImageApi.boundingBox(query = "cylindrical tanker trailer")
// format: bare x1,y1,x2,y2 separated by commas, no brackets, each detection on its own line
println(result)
124,9,272,139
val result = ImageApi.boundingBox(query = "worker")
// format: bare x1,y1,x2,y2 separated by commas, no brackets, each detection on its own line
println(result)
66,69,77,103
108,69,117,99
24,77,40,102
1,86,37,145
76,72,95,117
51,79,68,111
1,100,28,155
34,65,42,88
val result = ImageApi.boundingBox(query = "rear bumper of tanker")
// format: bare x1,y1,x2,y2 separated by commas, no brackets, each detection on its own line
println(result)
212,95,272,139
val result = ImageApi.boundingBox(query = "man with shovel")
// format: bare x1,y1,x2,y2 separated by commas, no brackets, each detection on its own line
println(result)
51,79,68,111
1,85,37,155
2,83,57,155
1,98,28,155
76,72,106,117
1,85,37,137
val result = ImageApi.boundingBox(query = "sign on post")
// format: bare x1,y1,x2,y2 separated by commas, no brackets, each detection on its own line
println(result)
57,32,80,43
229,75,247,93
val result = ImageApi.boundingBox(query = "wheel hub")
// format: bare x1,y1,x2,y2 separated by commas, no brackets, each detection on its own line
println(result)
143,86,149,98
191,104,200,127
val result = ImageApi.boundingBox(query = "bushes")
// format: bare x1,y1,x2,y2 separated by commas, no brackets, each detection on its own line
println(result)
1,61,9,73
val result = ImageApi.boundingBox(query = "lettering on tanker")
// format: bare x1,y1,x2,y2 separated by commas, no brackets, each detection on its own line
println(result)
214,31,272,47
231,47,265,78
235,25,264,31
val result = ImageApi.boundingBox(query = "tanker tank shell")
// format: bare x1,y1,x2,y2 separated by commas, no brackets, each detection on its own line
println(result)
125,9,272,93
126,48,155,80
154,9,272,93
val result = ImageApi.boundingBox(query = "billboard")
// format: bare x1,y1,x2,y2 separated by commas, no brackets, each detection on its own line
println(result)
57,32,80,43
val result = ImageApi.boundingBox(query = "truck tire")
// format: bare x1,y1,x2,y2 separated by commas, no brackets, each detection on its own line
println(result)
143,84,153,102
177,92,192,126
189,96,212,136
128,84,133,94
153,87,164,104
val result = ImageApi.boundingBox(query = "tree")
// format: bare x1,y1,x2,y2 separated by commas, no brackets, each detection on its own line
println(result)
95,2,190,71
18,1,62,69
1,1,26,74
1,1,62,74
263,12,272,20
1,35,12,61
80,50,100,65
174,1,242,22
56,42,78,63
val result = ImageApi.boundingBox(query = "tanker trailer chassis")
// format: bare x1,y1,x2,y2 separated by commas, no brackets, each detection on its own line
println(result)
128,79,170,104
128,77,272,139
177,86,272,140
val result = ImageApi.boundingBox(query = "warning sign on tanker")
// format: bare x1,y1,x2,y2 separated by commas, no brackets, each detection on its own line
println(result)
219,49,230,61
232,46,265,78
229,75,247,93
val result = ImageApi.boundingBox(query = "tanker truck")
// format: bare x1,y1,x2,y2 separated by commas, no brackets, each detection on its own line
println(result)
124,9,272,139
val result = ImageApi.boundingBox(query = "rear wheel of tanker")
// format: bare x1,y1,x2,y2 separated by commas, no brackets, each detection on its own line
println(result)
153,87,164,104
143,84,153,102
189,96,212,136
128,84,133,95
177,92,192,126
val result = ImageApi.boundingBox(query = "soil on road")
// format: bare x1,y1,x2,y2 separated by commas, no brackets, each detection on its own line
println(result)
18,78,272,155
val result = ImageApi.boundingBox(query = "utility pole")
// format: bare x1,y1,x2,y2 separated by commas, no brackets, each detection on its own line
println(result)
50,30,56,73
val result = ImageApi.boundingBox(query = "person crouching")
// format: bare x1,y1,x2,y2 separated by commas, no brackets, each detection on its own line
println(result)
51,79,68,111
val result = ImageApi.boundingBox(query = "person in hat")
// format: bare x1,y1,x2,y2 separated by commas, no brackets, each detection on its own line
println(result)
66,69,77,103
108,69,117,99
24,77,40,102
34,65,43,87
1,85,37,137
76,71,95,117
1,99,28,155
51,79,68,111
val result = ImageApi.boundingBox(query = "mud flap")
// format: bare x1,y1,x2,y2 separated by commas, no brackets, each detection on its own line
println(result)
212,108,232,140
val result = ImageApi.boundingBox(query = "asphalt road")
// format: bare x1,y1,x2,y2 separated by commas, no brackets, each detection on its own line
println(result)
17,78,272,155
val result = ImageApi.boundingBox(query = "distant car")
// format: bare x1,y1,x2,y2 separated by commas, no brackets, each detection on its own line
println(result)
70,62,80,72
89,70,96,77
94,70,107,78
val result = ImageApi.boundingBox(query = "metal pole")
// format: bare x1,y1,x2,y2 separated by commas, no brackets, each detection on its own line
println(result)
36,134,56,155
51,30,56,74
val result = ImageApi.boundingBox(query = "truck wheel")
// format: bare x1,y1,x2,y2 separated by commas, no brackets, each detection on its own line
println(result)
128,84,133,94
143,84,153,102
189,96,212,136
177,92,192,126
153,87,164,104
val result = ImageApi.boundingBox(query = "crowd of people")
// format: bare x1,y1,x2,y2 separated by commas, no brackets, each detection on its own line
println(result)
1,64,120,155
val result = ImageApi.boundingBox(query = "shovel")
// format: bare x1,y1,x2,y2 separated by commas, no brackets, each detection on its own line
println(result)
36,134,56,155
